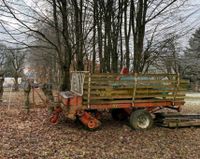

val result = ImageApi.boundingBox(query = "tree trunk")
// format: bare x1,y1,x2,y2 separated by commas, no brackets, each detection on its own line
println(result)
14,75,19,91
73,0,84,71
0,74,4,101
104,1,113,73
97,21,103,72
59,0,72,91
124,1,131,69
92,0,97,73
96,1,104,73
120,27,123,70
131,0,147,73
60,66,70,91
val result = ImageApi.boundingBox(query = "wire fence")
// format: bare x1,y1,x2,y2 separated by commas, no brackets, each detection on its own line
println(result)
2,86,49,110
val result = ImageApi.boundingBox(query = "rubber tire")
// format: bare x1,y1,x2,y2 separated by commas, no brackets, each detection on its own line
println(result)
111,109,128,121
130,109,153,130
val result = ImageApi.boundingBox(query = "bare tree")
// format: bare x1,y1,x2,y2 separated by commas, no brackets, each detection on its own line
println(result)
0,43,7,100
5,49,25,91
0,0,193,92
151,34,180,74
130,0,187,73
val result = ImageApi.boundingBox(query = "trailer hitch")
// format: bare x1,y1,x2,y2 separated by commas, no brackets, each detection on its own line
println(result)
49,106,63,124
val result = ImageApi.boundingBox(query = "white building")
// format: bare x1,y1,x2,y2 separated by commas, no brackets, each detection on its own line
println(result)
3,77,22,87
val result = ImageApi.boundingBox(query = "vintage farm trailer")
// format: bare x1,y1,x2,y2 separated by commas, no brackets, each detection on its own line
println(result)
51,70,189,130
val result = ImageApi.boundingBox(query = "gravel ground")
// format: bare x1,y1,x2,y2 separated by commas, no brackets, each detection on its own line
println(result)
0,92,200,159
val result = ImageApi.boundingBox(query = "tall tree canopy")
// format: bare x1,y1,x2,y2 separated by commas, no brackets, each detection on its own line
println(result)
0,0,191,90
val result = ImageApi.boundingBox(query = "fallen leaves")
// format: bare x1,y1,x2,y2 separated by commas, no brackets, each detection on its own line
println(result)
0,93,200,158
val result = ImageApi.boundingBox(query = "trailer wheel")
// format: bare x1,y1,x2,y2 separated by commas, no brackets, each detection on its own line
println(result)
111,109,128,121
130,109,153,130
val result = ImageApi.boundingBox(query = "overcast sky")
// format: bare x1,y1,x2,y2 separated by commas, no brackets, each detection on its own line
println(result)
0,0,200,49
181,0,200,42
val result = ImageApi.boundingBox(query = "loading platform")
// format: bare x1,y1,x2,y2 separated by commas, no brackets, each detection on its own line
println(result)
155,112,200,128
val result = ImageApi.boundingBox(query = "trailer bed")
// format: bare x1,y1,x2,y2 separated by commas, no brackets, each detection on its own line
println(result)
79,72,188,109
54,71,189,130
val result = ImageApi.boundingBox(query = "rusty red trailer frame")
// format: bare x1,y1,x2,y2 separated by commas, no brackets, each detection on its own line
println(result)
51,71,188,130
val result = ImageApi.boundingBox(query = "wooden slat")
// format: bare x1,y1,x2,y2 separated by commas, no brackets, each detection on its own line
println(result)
83,90,131,95
82,72,188,106
85,95,132,100
84,79,181,83
83,80,188,85
82,98,184,105
82,94,185,100
87,73,177,77
83,100,133,105
134,89,177,93
133,99,184,103
83,89,187,96
86,79,179,82
83,90,180,96
83,85,187,90
84,86,118,89
134,94,185,98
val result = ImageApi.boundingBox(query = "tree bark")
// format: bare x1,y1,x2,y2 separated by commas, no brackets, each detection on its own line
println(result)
0,73,4,102
92,0,97,73
73,0,84,71
60,66,70,91
124,0,131,69
59,0,72,90
131,0,147,73
96,1,104,73
14,74,19,91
